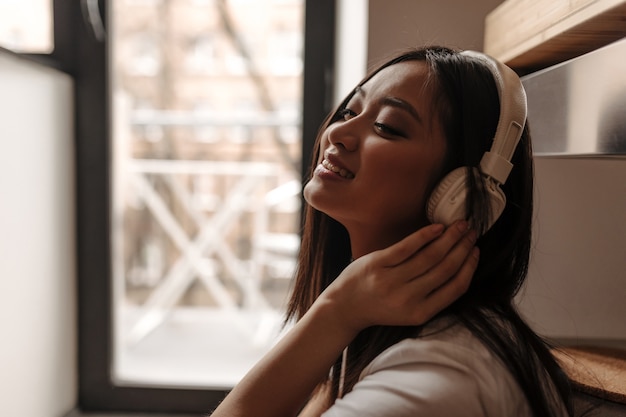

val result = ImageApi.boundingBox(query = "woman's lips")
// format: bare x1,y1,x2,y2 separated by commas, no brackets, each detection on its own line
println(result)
321,158,354,179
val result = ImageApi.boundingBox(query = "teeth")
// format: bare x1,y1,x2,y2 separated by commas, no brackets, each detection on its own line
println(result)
322,159,354,179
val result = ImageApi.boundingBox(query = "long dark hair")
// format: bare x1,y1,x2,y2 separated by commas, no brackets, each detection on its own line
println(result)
286,46,573,416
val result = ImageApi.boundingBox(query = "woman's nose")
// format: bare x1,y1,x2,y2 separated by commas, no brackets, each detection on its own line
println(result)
327,119,359,152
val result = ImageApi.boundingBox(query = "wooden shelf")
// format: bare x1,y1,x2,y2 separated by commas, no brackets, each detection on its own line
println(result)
553,345,626,405
484,0,626,73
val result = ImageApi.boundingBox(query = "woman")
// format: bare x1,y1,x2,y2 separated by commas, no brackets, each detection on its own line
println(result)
211,46,573,417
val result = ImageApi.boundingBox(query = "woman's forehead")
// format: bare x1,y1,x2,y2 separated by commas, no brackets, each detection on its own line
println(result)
358,61,432,102
351,61,436,122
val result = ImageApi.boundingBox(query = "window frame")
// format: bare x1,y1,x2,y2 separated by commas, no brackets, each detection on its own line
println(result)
75,0,337,413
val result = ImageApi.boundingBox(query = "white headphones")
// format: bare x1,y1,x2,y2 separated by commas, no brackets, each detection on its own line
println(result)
426,50,527,233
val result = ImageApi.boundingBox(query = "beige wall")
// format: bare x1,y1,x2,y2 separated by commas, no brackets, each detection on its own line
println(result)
522,158,626,341
334,0,503,104
367,0,503,67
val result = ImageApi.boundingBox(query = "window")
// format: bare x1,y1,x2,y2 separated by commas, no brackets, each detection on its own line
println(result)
268,30,303,76
111,0,306,390
185,35,217,74
125,33,162,76
77,0,336,413
0,0,335,412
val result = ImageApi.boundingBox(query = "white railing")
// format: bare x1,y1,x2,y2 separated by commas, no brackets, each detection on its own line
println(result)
117,158,301,347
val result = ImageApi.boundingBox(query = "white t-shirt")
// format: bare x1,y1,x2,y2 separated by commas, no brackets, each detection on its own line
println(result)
322,318,534,417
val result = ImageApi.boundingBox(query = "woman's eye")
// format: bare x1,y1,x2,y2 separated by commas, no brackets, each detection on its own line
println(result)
374,122,404,137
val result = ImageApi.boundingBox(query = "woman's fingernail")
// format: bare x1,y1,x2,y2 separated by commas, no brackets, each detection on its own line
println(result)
456,220,469,232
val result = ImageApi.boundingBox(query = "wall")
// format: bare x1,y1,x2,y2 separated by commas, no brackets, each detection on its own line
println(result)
0,51,76,417
518,40,626,343
333,0,503,106
522,158,626,342
367,0,504,66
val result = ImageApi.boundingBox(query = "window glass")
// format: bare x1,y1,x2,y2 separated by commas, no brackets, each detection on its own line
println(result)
0,0,53,53
111,0,303,389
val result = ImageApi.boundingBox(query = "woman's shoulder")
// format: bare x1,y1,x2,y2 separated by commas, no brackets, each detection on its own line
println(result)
350,316,532,416
362,315,494,374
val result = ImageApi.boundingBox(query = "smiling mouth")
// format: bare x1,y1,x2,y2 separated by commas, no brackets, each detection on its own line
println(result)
322,159,354,179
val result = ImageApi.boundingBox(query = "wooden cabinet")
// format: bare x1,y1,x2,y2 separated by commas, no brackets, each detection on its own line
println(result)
484,0,626,73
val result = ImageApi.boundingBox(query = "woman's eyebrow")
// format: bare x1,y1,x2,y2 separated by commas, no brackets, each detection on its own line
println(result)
352,86,422,124
379,96,422,124
354,86,422,124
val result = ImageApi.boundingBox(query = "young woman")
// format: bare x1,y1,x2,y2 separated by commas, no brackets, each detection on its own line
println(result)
210,46,573,417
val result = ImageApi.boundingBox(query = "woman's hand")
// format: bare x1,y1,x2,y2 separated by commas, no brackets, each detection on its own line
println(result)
210,221,478,417
317,221,479,335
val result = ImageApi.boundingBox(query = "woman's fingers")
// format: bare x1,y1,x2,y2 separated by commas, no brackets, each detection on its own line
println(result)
415,226,477,285
386,223,478,324
387,220,475,280
414,246,480,323
409,220,473,267
377,223,446,266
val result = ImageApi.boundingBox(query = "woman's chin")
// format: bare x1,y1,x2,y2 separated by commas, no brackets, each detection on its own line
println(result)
302,179,328,210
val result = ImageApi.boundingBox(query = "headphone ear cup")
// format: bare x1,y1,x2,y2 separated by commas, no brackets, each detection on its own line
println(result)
427,167,470,226
427,167,508,233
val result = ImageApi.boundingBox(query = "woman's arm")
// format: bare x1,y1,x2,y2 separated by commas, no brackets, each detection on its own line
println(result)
209,221,478,417
298,384,331,417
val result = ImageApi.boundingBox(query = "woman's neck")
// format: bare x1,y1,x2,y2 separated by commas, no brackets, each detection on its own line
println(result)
347,221,423,260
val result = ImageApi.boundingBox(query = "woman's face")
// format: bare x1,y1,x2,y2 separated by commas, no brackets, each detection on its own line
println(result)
303,61,448,246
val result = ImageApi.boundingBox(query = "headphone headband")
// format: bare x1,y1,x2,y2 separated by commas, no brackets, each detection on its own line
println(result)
460,50,527,184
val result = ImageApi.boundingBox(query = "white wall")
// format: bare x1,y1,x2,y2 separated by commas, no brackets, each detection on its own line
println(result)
0,51,76,417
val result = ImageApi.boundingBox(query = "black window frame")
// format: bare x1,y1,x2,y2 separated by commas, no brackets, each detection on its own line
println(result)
71,0,337,414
